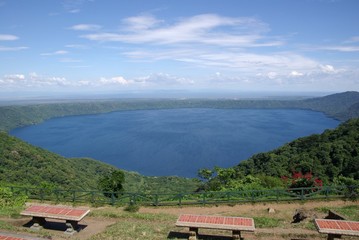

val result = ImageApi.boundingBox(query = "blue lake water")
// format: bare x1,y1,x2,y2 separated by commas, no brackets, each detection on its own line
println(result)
10,108,339,177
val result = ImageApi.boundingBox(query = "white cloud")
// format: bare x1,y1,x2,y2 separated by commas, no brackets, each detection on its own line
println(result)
0,72,71,88
65,44,87,49
59,58,82,63
0,34,18,41
126,48,318,75
267,72,278,79
320,45,359,52
82,14,281,47
0,46,28,51
290,71,304,77
62,0,92,14
123,14,163,31
344,36,359,43
3,74,25,82
41,50,68,56
69,24,102,31
99,76,133,85
134,73,195,86
320,64,337,73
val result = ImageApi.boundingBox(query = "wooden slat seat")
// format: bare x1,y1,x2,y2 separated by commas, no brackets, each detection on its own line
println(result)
176,214,255,240
314,219,359,240
21,204,90,235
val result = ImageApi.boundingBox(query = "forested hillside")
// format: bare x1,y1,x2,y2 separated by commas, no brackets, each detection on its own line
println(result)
237,118,359,180
1,91,359,132
297,91,359,120
200,118,359,191
0,132,199,192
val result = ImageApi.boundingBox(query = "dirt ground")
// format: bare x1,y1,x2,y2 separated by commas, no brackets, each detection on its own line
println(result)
1,199,358,240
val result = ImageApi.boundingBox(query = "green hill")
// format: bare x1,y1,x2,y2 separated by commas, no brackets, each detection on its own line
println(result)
235,118,359,182
0,132,199,192
297,91,359,120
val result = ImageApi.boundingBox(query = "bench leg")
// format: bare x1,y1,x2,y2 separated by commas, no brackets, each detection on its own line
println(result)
233,230,243,240
188,227,198,240
327,234,342,240
65,220,79,235
30,217,46,230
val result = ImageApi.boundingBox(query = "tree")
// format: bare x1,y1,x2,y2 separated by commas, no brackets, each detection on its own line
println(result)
98,170,125,198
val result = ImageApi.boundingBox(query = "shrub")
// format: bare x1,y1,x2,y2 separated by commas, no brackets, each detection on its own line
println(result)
0,187,27,208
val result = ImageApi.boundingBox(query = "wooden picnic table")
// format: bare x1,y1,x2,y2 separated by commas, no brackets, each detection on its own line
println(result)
314,219,359,240
176,214,255,240
21,204,90,234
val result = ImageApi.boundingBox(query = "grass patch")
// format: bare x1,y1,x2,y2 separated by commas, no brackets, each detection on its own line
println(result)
315,204,359,221
0,220,16,231
252,216,283,228
90,207,176,222
0,206,23,218
88,215,175,240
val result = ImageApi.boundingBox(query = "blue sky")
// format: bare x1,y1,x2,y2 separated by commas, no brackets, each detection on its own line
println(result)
1,0,359,98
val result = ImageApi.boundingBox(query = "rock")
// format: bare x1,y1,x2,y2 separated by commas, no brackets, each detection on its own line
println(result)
268,208,276,213
292,208,308,223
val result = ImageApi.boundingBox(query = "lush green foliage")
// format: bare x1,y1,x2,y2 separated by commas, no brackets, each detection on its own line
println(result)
200,118,359,191
98,170,125,197
0,187,27,217
0,132,199,192
0,187,27,208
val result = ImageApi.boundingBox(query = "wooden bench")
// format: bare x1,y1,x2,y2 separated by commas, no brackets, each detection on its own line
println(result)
176,214,255,240
21,204,90,235
314,219,359,240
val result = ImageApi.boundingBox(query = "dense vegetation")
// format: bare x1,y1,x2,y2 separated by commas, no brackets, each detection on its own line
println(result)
200,118,359,191
0,132,199,192
1,91,359,132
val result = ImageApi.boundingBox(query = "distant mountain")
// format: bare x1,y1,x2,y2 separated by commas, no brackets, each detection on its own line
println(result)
297,91,359,120
0,132,199,192
0,91,359,132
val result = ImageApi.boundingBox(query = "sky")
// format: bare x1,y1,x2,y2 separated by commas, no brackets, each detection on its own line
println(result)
0,0,359,98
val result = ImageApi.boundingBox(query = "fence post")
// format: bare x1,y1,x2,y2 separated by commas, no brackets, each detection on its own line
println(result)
202,192,207,205
55,190,59,203
300,188,304,200
91,191,95,204
40,189,44,202
154,194,159,206
111,192,115,206
178,194,182,207
72,190,76,203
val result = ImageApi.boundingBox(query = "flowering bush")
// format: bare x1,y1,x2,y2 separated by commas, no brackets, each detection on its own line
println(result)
281,171,323,194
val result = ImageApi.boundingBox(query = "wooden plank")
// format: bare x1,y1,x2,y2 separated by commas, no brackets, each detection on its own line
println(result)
176,214,255,232
315,219,359,236
21,205,90,222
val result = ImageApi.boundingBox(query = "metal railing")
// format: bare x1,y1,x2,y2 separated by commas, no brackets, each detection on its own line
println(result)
5,185,357,206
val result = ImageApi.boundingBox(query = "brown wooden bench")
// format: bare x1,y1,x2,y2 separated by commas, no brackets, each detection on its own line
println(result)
176,214,255,240
21,204,90,235
314,219,359,240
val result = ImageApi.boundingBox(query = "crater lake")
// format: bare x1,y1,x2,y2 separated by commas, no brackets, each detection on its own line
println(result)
10,108,339,177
